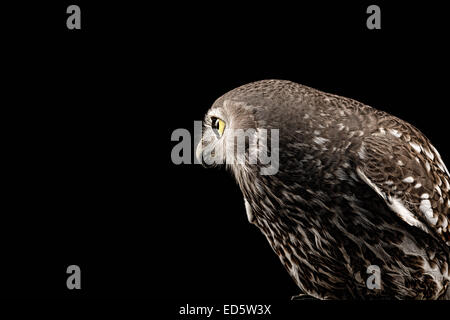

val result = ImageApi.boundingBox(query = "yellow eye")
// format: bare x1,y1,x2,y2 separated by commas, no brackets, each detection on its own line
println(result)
211,117,226,137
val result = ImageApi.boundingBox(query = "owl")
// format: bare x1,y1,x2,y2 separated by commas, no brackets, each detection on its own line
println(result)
196,79,450,299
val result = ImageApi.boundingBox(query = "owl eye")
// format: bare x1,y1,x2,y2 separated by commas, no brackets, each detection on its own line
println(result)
211,117,226,137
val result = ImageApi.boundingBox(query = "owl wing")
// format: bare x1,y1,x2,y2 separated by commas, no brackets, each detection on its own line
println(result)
355,130,450,247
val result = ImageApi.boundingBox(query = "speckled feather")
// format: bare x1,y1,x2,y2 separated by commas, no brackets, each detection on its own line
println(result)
199,79,450,299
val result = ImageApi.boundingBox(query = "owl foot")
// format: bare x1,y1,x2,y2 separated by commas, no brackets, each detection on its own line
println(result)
291,293,318,300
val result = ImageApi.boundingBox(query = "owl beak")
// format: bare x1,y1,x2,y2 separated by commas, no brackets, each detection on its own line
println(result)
196,139,216,168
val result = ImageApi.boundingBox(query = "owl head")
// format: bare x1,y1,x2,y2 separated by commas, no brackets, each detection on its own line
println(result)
196,87,281,177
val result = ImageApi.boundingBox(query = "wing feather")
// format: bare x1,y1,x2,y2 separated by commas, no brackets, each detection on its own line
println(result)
356,129,450,246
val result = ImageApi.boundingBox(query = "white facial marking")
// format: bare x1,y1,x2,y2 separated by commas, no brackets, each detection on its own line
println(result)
397,160,404,166
414,183,422,189
421,193,429,199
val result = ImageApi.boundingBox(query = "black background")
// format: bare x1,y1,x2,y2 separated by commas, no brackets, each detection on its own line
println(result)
2,0,449,313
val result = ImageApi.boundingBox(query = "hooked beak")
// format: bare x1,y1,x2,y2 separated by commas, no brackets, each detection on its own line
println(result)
196,138,217,168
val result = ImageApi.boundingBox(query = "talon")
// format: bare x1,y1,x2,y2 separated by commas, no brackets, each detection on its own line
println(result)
291,294,318,300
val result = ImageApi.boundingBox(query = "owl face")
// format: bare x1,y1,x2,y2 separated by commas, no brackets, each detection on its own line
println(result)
196,99,279,176
196,100,239,168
